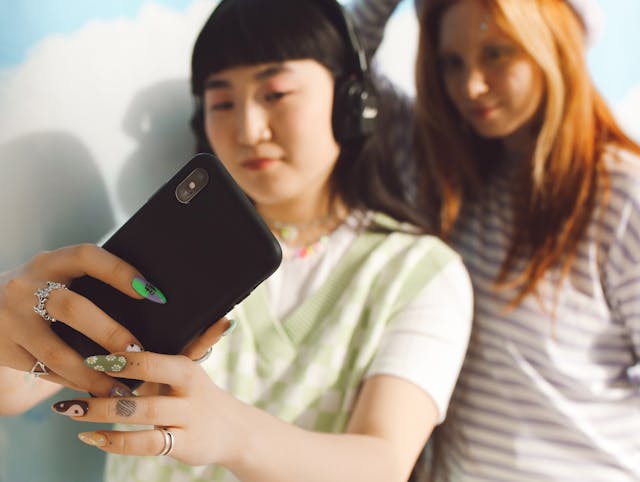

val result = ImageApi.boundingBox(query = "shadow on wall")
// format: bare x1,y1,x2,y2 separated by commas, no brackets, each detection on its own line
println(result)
117,78,196,217
0,131,115,271
0,131,114,482
0,387,109,482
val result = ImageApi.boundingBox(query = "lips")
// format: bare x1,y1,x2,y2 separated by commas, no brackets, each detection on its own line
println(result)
469,105,499,119
241,158,279,171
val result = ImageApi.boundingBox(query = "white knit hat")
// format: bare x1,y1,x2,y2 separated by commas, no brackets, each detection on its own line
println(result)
413,0,603,48
564,0,604,47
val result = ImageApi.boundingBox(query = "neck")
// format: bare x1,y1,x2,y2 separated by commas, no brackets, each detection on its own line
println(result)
501,118,539,162
257,193,348,249
256,183,339,224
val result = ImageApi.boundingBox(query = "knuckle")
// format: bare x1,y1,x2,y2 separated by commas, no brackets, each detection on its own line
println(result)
110,258,132,283
139,354,155,376
54,292,77,320
116,434,133,453
102,322,129,349
28,250,52,270
4,277,29,300
176,355,197,386
73,244,98,264
40,345,63,366
144,400,160,421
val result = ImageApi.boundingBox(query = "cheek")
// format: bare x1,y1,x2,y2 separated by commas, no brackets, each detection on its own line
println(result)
204,115,229,150
442,74,464,110
504,62,544,110
282,101,337,152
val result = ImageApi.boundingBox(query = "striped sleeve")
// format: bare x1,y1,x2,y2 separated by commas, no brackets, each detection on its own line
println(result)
602,152,640,361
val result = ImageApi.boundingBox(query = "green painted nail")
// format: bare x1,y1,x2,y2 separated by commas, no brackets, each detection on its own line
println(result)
223,318,237,336
132,277,167,304
84,354,127,373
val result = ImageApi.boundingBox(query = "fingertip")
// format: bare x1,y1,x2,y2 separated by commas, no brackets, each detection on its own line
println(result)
222,318,237,336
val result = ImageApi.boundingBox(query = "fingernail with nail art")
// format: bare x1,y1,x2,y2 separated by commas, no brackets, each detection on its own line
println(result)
84,354,127,372
223,318,237,336
132,277,167,304
125,343,143,352
109,385,133,398
53,400,89,417
78,432,107,447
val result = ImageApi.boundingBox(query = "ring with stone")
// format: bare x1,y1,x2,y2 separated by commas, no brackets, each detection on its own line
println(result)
33,281,67,323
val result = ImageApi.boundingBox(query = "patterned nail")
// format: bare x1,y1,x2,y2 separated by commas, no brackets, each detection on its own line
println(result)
132,277,167,304
78,432,107,447
125,343,143,352
52,400,89,417
116,399,137,417
84,354,127,372
223,318,237,336
109,385,133,398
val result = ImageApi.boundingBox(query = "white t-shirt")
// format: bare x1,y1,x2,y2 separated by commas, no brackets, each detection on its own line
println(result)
266,212,473,421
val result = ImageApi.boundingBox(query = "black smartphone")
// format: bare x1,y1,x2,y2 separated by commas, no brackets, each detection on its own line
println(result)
52,153,282,390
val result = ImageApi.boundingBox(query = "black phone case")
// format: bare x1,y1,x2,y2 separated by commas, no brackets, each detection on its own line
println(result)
52,153,282,389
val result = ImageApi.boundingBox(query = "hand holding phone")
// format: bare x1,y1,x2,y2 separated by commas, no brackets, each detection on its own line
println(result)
52,153,282,389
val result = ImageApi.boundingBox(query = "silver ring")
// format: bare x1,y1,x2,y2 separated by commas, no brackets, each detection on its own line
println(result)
30,360,48,377
33,281,67,323
157,428,175,456
193,346,213,364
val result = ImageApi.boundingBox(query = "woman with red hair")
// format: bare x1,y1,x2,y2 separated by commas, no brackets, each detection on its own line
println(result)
355,0,640,479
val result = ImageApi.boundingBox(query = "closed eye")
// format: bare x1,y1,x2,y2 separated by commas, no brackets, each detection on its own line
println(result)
483,44,515,63
439,54,464,74
209,101,233,112
264,91,288,102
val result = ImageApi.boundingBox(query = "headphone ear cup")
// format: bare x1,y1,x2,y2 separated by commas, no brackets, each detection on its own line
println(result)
332,78,379,142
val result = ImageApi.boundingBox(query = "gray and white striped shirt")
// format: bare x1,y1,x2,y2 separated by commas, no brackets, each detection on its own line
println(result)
350,0,640,479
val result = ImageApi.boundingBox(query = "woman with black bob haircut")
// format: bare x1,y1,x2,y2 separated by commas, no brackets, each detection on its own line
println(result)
190,0,423,225
0,1,472,481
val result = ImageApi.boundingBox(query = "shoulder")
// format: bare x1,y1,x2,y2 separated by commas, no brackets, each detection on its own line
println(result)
598,147,640,266
603,146,640,200
365,212,465,276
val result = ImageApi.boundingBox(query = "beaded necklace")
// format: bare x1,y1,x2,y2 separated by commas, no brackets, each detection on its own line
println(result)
265,211,342,260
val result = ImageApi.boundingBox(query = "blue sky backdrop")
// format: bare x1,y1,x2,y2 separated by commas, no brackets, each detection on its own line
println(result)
0,0,638,104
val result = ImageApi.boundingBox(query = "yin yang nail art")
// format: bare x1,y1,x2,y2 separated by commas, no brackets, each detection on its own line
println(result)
52,400,89,417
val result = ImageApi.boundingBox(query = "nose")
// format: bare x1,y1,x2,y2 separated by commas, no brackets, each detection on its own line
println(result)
464,68,489,99
235,101,271,146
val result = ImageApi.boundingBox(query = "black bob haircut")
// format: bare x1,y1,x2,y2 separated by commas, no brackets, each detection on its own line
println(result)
189,0,429,231
191,0,350,97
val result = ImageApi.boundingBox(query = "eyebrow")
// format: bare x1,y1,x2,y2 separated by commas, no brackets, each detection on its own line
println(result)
204,63,291,90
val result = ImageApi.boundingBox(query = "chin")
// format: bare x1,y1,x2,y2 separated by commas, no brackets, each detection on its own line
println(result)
469,122,515,140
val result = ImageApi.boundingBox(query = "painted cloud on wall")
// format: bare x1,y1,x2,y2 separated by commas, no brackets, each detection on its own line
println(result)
616,86,640,142
0,1,215,219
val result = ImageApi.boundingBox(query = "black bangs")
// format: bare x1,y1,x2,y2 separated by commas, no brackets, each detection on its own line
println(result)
191,0,348,95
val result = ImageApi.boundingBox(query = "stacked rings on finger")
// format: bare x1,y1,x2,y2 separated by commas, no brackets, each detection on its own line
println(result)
157,428,175,456
33,281,67,322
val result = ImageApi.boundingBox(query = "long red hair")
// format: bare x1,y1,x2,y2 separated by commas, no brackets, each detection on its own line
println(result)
415,0,640,306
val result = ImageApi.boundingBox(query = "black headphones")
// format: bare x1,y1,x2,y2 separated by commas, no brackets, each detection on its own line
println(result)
316,0,379,142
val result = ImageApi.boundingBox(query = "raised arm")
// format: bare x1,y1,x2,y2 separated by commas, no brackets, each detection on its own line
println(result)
348,0,404,60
